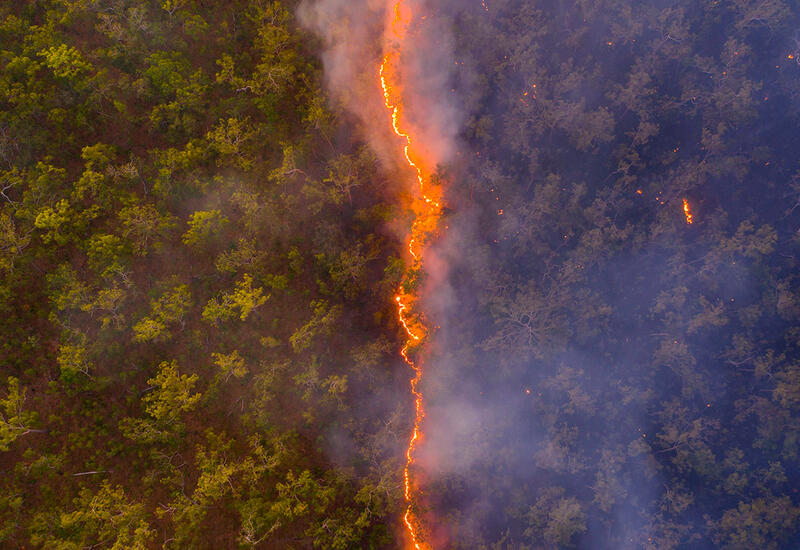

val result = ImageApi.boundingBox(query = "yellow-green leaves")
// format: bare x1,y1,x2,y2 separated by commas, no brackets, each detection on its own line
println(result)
160,0,189,16
38,44,92,79
119,360,200,445
39,482,155,550
0,211,30,274
47,264,89,312
289,300,340,353
57,337,92,379
182,209,228,249
207,117,255,171
212,350,248,382
0,376,38,452
133,284,192,343
142,360,201,422
85,233,125,276
81,284,127,329
119,204,176,256
215,238,266,274
34,199,71,244
202,274,267,325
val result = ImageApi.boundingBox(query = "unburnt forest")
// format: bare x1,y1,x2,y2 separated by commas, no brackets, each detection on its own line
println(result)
0,1,406,548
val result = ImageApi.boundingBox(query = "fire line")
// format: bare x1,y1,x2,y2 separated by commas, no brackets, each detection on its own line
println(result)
380,1,443,548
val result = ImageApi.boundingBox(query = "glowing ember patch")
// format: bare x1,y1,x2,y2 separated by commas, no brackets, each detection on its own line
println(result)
683,198,693,225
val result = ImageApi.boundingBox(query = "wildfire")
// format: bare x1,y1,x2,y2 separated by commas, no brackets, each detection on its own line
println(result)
380,1,443,548
683,198,693,224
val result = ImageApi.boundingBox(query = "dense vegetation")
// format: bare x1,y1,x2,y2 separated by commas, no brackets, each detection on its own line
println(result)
2,0,800,549
0,1,407,548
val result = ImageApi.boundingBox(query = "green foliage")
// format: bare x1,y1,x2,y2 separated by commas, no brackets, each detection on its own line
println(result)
289,300,340,353
181,209,229,249
202,274,267,325
0,376,38,451
160,0,189,16
80,144,116,170
38,44,92,79
206,117,256,170
56,334,92,380
119,204,175,256
34,199,73,245
47,264,89,312
0,2,399,547
321,148,376,205
214,238,266,274
85,233,125,275
32,482,155,549
133,284,192,343
143,51,192,100
0,211,30,274
212,350,247,382
143,51,209,137
142,360,201,422
81,283,128,329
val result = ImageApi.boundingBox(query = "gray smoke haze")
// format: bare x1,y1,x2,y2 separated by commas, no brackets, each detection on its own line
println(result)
298,0,472,546
297,0,385,149
298,0,463,179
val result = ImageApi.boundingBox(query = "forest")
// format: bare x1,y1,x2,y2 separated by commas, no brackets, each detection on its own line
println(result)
1,0,799,549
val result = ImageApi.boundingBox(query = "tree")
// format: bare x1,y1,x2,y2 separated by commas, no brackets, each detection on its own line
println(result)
85,233,126,276
525,487,587,548
142,360,201,422
0,2,404,549
214,238,266,274
0,211,30,274
132,284,192,343
34,199,73,245
38,44,92,79
0,376,41,451
181,209,229,249
119,204,176,256
711,497,800,550
81,283,128,329
206,117,256,170
202,274,267,325
289,300,340,353
31,482,155,549
212,350,248,382
56,333,93,380
322,148,375,206
120,360,201,444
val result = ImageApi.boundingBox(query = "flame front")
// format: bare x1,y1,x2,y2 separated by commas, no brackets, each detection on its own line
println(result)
683,198,693,224
380,2,443,548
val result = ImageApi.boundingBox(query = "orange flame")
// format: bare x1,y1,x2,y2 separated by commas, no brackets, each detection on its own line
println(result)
683,198,693,224
380,2,443,548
